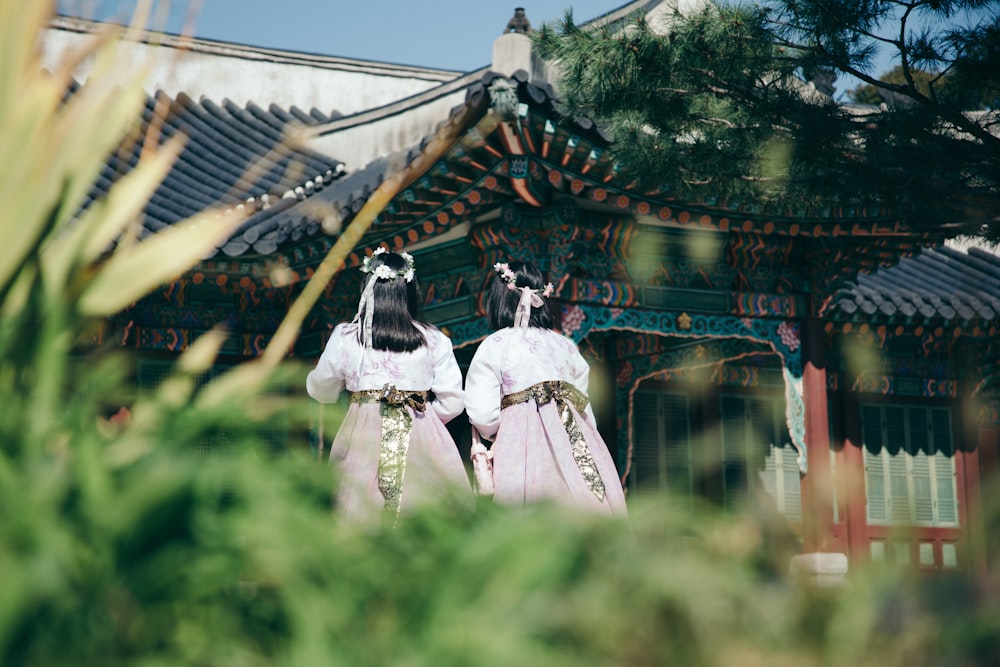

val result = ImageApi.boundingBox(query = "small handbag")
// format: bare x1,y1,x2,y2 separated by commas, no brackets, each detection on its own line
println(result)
470,427,495,497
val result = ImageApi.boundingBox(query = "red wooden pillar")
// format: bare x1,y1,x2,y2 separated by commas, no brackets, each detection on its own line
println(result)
839,389,870,564
799,316,837,553
970,405,999,573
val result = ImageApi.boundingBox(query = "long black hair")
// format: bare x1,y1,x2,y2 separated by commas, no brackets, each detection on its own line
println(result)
358,251,427,352
485,259,553,331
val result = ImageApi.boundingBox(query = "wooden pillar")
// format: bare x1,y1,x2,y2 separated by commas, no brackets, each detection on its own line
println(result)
839,389,869,564
970,404,999,574
799,316,837,553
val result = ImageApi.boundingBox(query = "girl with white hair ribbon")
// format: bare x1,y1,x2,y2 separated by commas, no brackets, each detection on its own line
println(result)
464,259,628,517
307,247,471,525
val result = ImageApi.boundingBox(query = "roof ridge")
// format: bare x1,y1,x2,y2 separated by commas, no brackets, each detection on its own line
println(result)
49,15,463,79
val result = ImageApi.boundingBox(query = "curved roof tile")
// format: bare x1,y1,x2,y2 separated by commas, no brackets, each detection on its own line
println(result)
84,85,346,255
833,245,1000,324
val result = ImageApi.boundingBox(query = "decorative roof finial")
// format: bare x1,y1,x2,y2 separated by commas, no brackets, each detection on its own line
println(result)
504,7,531,34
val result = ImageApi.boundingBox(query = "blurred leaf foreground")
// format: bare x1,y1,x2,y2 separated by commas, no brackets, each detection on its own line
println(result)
1,2,998,666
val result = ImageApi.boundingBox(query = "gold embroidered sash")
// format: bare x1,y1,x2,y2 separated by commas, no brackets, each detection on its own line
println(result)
351,385,428,522
500,381,605,501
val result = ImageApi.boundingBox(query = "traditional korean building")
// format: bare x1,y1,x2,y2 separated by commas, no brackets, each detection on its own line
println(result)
45,2,1000,578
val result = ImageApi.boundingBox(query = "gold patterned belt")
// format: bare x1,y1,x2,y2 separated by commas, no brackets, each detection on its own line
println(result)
500,380,605,501
501,380,588,414
350,384,428,524
351,386,428,412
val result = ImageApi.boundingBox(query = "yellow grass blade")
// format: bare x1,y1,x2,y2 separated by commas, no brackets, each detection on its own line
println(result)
176,326,229,376
48,70,150,231
196,361,273,410
0,3,149,293
150,327,230,410
0,2,54,115
42,136,185,290
77,208,247,316
0,74,69,291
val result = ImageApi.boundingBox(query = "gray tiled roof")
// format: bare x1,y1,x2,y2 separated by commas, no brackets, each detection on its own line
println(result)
232,71,531,258
86,83,347,253
831,245,1000,323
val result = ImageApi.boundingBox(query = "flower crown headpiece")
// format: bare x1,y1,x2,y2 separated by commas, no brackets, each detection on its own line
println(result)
360,247,415,283
493,262,554,329
354,247,417,372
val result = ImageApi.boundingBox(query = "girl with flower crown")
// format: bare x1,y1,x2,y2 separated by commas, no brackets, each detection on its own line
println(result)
307,248,471,524
464,259,628,516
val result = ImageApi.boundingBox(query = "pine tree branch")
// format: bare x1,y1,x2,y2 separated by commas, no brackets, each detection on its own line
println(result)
775,33,1000,148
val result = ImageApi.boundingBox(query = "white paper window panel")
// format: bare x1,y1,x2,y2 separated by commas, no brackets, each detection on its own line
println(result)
861,404,958,528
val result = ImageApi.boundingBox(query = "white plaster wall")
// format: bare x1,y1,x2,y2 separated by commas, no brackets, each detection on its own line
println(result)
307,83,473,170
40,23,461,115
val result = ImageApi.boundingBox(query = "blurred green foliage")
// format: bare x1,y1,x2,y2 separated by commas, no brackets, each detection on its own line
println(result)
2,3,1000,666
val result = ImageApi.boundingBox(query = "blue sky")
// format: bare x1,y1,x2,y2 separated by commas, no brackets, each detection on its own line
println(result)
55,0,622,71
56,1,989,100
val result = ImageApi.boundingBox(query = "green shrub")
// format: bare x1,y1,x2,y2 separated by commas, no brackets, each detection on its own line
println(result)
2,3,999,666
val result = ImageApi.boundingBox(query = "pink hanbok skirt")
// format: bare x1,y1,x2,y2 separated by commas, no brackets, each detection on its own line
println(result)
329,402,472,524
490,401,628,517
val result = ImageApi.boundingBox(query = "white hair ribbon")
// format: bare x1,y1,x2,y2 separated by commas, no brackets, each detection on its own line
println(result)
511,283,544,329
354,278,378,374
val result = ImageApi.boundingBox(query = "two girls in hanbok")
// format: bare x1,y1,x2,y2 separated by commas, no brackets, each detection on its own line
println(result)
464,260,628,517
306,248,471,524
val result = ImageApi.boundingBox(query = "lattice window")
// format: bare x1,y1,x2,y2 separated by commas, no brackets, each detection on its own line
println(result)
862,404,958,528
137,359,172,389
631,390,693,510
719,394,802,520
137,359,290,453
